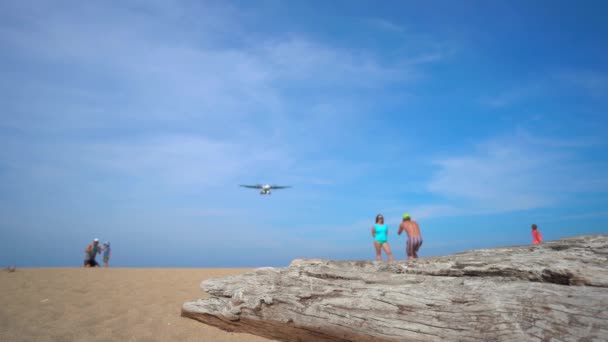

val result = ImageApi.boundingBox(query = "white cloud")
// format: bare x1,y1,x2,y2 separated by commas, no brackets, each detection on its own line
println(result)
0,1,447,195
85,135,290,186
427,131,608,213
480,69,608,109
479,83,542,108
0,1,436,142
551,211,608,221
366,18,405,33
556,69,608,97
403,204,460,220
0,0,459,260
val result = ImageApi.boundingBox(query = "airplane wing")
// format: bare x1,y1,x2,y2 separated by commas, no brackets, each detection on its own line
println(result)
269,185,292,189
240,184,263,189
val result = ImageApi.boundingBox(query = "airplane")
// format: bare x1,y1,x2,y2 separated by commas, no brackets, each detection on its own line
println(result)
239,184,291,195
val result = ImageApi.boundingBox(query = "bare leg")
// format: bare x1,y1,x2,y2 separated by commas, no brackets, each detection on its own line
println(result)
406,238,413,260
382,243,394,262
414,239,423,258
373,241,383,261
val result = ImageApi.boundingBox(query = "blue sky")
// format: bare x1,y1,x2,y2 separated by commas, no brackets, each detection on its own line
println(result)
1,0,607,267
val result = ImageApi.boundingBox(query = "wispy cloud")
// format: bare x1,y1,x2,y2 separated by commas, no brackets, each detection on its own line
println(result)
553,211,608,221
85,135,290,187
1,2,423,137
2,8,432,131
366,18,405,32
403,204,460,220
556,69,608,97
0,1,445,194
1,1,606,266
480,68,608,109
479,83,542,108
427,131,608,213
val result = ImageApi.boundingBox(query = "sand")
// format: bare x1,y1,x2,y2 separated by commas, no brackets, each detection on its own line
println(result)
0,268,271,342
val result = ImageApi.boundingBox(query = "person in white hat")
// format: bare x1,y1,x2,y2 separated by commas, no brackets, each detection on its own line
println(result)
84,238,102,267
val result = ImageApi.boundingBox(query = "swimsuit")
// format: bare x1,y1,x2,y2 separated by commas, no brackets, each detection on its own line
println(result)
374,224,388,244
407,236,423,256
532,230,542,245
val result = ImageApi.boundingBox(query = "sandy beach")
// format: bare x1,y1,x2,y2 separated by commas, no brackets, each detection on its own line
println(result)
0,268,270,342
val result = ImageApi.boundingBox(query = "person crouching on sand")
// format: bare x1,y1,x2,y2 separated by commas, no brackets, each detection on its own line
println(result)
371,214,394,262
532,224,543,245
398,213,423,259
84,238,102,267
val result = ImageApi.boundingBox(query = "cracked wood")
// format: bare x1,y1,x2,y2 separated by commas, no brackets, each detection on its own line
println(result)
182,235,608,341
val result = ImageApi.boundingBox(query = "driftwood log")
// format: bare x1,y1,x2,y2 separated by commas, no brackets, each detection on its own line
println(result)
182,235,608,341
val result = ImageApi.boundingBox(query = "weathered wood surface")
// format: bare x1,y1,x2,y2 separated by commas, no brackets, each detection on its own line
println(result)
182,235,608,341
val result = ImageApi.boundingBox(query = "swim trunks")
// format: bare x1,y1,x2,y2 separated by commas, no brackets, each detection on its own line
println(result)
407,236,423,257
374,224,388,244
103,256,109,263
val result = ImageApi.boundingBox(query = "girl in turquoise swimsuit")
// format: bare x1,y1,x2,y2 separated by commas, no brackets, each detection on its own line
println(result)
371,214,394,262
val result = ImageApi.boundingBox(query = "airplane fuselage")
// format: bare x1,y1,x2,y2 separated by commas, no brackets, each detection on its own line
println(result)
260,184,271,195
239,183,290,195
